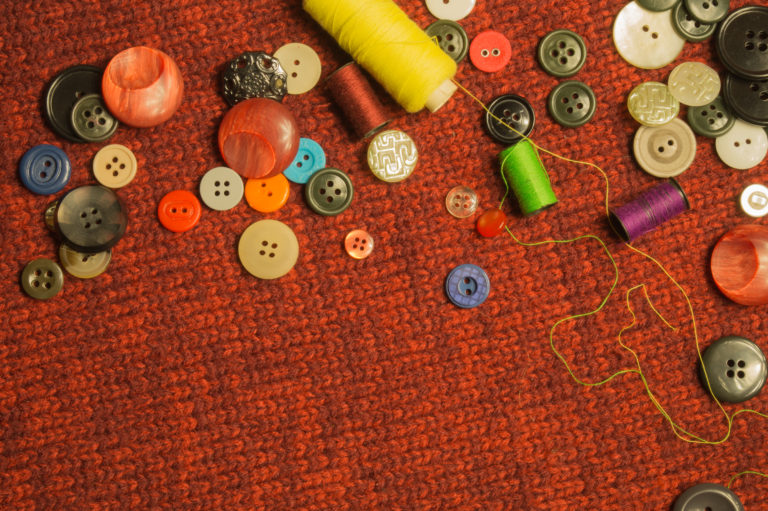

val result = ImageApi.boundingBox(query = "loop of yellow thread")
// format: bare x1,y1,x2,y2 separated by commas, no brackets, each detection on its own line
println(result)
727,470,768,489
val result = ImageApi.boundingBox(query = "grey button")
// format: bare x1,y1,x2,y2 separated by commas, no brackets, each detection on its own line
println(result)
700,335,767,403
673,483,744,511
199,167,244,211
21,258,64,300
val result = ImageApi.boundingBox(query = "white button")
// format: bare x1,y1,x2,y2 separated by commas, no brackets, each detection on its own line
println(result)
92,144,137,189
445,186,478,218
199,167,244,211
367,130,418,183
59,244,111,279
425,0,476,21
238,220,299,279
668,62,721,107
740,184,768,218
715,119,768,170
273,43,322,95
613,1,685,69
633,118,697,177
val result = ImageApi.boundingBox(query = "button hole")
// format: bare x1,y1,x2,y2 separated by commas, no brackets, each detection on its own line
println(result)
738,360,746,368
32,280,40,287
737,371,745,378
44,283,51,289
46,271,53,277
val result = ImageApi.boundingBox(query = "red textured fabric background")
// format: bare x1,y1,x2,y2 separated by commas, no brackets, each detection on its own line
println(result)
1,0,767,508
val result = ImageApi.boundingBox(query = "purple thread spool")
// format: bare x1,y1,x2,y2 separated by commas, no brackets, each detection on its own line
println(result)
609,179,690,242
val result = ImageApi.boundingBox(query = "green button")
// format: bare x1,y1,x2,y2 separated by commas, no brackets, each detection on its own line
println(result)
637,0,680,11
700,335,767,403
425,20,469,63
305,168,353,216
548,81,596,128
683,0,729,24
70,94,118,142
537,29,586,78
672,1,716,42
686,96,735,138
21,258,64,300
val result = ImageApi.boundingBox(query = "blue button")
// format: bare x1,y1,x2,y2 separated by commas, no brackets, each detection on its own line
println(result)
283,138,326,184
445,264,490,308
19,144,71,195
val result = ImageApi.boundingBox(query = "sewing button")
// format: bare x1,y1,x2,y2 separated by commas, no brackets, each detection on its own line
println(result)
537,29,587,78
711,224,768,305
740,184,768,218
667,62,720,107
683,0,728,24
700,336,767,403
476,209,507,237
21,258,64,300
715,119,768,170
425,0,475,21
445,186,478,218
344,230,374,259
199,166,243,211
672,483,744,511
548,81,597,128
686,96,735,138
283,138,326,184
485,94,535,145
45,65,102,143
44,200,58,232
58,245,111,279
637,0,678,11
367,130,418,182
672,1,716,42
70,94,118,142
723,74,768,127
716,6,768,80
244,174,290,213
92,144,137,189
55,185,127,253
445,264,490,308
221,51,287,105
157,190,201,233
633,118,696,177
273,43,322,95
305,168,354,216
469,30,512,73
18,144,71,195
426,20,469,63
627,82,680,126
613,1,685,69
238,219,299,279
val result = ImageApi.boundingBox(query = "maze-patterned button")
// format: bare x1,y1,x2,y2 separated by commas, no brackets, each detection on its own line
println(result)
445,264,490,308
366,130,419,183
627,81,680,126
668,62,721,107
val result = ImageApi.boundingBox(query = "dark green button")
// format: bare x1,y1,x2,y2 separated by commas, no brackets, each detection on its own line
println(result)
425,20,469,63
673,483,744,511
548,81,596,128
686,96,735,137
683,0,729,24
537,29,586,78
21,258,64,300
672,1,716,42
637,0,679,11
305,168,353,216
55,185,127,253
70,94,118,142
700,335,767,403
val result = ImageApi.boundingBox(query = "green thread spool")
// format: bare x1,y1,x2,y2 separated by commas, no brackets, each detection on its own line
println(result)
499,140,558,216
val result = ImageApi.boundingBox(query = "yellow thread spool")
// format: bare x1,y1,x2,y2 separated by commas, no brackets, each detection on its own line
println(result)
303,0,457,113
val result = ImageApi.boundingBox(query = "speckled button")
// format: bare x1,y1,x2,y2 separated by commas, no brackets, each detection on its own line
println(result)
238,219,299,279
199,166,244,211
92,144,137,189
686,96,735,138
70,94,118,142
613,1,685,69
426,0,475,21
44,65,102,143
19,144,71,195
283,138,326,184
537,29,587,78
221,51,287,105
469,30,512,73
273,43,322,95
485,94,535,145
716,6,768,80
700,336,767,403
548,81,597,128
426,20,469,63
445,264,490,308
668,62,720,106
58,244,111,279
723,74,768,127
21,258,64,300
740,184,768,218
715,119,768,170
673,483,744,511
672,1,716,42
446,186,478,218
344,230,374,259
683,0,728,24
244,174,290,213
305,168,354,215
627,82,680,126
55,185,127,253
367,130,418,183
633,118,697,177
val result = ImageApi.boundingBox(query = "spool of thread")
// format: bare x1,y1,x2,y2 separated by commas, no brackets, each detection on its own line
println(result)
609,180,690,242
303,0,457,113
327,63,390,139
499,140,558,216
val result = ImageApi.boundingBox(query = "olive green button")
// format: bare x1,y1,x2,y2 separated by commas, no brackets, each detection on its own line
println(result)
305,168,353,216
44,200,58,232
700,335,767,403
548,81,596,128
672,1,716,42
21,258,64,300
59,244,111,279
637,0,679,11
537,29,586,78
686,96,735,138
70,94,118,143
425,20,469,63
683,0,728,24
627,81,679,126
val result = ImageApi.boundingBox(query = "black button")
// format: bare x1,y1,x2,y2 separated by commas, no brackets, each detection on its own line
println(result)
221,51,287,106
484,94,535,145
716,6,768,80
673,483,744,511
44,65,102,143
723,73,768,126
54,185,127,253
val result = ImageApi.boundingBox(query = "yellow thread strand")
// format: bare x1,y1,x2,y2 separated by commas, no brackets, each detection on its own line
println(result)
727,470,768,489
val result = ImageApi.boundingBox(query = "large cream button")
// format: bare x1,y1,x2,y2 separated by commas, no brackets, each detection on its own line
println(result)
627,82,680,126
92,144,138,189
238,220,299,279
59,244,111,279
715,119,768,170
613,1,685,69
668,62,721,107
273,43,322,95
633,118,697,177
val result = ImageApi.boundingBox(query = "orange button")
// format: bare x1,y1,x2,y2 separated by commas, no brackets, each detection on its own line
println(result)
345,230,374,259
244,173,290,213
158,190,201,232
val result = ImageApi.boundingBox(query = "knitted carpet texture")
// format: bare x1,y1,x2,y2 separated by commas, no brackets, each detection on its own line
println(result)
1,0,766,509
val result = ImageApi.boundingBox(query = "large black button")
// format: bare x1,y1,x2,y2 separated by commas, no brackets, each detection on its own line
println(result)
44,65,102,143
673,483,744,511
221,51,287,106
716,6,768,80
723,73,768,126
484,94,535,145
54,185,127,253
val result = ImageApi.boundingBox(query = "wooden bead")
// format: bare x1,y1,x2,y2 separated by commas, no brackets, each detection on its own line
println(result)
711,224,768,305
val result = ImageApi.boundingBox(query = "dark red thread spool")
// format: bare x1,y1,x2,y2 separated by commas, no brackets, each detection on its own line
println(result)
327,62,390,139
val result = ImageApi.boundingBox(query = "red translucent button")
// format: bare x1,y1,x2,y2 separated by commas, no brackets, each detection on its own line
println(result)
345,230,374,259
158,190,201,232
477,209,507,237
469,30,512,73
711,224,768,305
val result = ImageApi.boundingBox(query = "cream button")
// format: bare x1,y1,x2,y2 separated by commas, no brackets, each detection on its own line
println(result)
613,1,685,69
92,144,137,189
273,43,322,95
740,184,768,218
633,118,697,177
627,82,680,126
425,0,476,21
59,244,111,279
199,166,244,211
715,119,768,170
238,220,299,279
668,62,721,107
367,130,418,182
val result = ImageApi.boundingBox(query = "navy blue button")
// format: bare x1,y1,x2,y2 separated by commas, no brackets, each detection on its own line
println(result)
283,138,326,184
445,264,490,308
19,144,72,195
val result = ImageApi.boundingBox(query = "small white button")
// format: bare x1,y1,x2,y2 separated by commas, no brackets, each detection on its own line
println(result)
613,1,685,69
273,43,322,95
740,184,768,218
425,0,476,21
715,119,768,170
668,62,721,107
199,167,244,211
